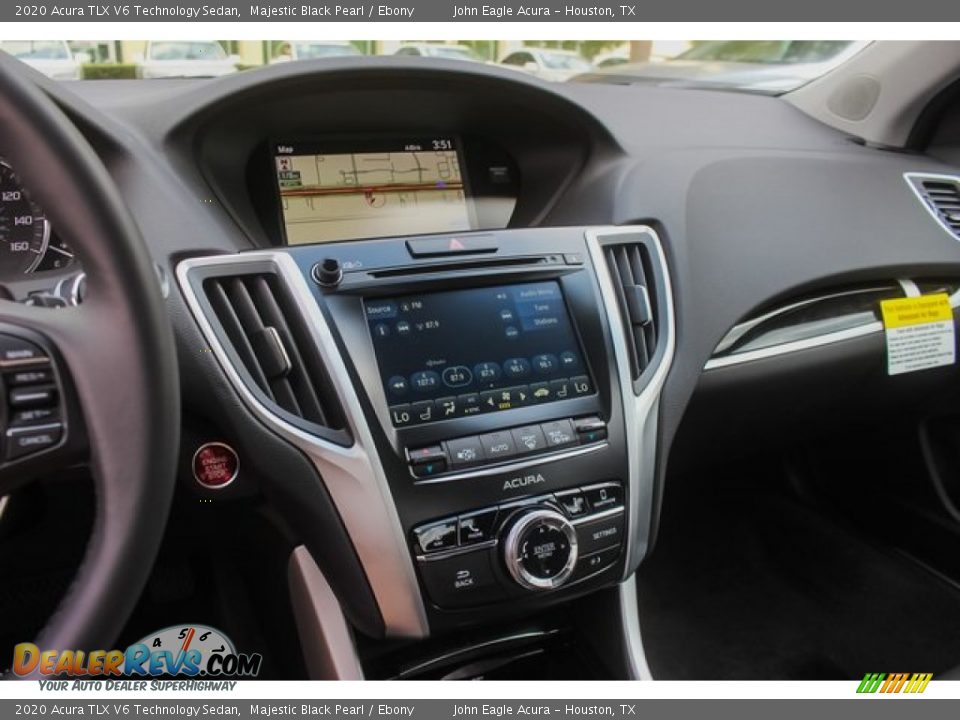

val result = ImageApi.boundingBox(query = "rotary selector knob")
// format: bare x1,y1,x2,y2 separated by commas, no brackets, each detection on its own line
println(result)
502,508,578,590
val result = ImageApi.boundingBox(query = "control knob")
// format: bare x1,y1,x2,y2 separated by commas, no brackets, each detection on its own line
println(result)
502,507,578,590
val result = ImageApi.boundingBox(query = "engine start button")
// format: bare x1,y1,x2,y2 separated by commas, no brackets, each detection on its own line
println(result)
192,442,239,489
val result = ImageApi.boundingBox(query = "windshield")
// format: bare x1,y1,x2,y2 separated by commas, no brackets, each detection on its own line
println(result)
7,40,867,93
148,41,226,61
0,41,69,60
294,43,361,59
540,52,591,71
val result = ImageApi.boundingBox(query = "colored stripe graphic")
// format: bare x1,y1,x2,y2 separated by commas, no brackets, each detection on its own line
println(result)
857,672,932,694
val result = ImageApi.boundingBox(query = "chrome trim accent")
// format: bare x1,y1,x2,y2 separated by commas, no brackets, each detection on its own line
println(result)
586,226,676,577
570,505,624,526
412,441,606,484
0,495,9,524
0,356,49,370
904,171,960,241
503,508,578,590
416,539,497,563
288,546,364,680
262,325,292,376
176,251,429,638
394,629,558,679
705,279,960,371
6,422,61,437
619,576,654,680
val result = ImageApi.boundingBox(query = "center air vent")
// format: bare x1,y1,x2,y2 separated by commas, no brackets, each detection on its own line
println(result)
203,271,346,440
602,241,660,382
906,173,960,239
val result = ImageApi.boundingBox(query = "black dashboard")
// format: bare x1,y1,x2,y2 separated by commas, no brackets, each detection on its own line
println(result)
5,56,960,643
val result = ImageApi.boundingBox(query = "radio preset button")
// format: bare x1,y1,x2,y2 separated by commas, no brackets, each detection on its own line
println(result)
411,371,441,392
540,419,577,448
532,354,559,375
413,518,459,554
479,431,517,461
503,358,532,379
511,425,547,455
446,436,485,467
442,366,473,388
474,362,501,383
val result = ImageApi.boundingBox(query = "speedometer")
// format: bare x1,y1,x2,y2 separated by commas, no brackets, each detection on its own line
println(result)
0,160,49,275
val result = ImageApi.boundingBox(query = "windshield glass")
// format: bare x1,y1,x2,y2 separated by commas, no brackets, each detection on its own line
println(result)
148,41,226,61
294,43,361,58
5,39,867,93
1,41,70,60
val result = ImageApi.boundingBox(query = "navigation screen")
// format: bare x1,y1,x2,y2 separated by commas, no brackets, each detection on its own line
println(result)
273,138,473,244
365,281,595,427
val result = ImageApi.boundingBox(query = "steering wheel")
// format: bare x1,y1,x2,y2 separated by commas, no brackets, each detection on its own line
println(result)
0,54,179,658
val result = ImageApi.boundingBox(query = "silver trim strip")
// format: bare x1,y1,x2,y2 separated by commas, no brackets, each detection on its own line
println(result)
619,576,654,680
904,171,960,242
176,251,429,638
586,227,676,577
416,539,497,562
570,505,624,526
705,278,960,371
288,546,364,680
0,495,9,525
6,422,62,437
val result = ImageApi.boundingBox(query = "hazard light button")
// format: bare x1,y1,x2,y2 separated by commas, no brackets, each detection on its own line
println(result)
406,235,498,258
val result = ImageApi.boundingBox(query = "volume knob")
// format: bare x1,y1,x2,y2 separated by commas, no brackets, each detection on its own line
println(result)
502,508,578,591
312,258,343,288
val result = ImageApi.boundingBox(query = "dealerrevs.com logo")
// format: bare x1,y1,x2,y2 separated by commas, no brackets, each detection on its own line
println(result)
12,624,262,681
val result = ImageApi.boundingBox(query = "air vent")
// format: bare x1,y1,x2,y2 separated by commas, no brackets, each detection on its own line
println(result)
906,173,960,239
603,242,659,381
203,272,346,437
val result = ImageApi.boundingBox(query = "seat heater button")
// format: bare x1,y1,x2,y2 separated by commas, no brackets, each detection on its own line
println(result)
413,518,459,553
9,385,57,408
479,431,517,461
446,436,485,466
5,424,62,460
540,419,577,449
0,335,46,366
555,489,589,518
576,513,625,556
418,550,505,608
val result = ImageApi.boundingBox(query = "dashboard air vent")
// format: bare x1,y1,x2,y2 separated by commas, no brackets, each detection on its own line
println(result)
906,173,960,239
603,242,659,381
203,272,346,434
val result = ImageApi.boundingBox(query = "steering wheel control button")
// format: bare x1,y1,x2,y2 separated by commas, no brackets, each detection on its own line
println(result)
576,512,625,556
555,489,589,519
479,431,518,462
418,550,504,608
511,425,548,455
5,423,63,461
459,508,498,545
583,483,623,512
540,419,577,449
9,385,57,408
191,442,239,490
446,436,485,467
7,368,53,386
11,407,58,426
413,518,460,554
0,335,48,367
503,508,578,591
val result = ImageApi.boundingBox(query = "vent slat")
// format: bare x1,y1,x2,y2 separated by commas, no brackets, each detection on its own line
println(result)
202,272,345,433
604,241,659,381
912,176,960,241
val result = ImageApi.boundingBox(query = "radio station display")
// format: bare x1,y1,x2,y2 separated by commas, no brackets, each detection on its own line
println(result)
273,137,473,245
365,281,594,427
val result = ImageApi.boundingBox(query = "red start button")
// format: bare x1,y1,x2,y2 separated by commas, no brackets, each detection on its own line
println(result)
192,442,239,489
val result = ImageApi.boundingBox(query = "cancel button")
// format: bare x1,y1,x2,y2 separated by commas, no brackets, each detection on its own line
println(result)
576,512,625,555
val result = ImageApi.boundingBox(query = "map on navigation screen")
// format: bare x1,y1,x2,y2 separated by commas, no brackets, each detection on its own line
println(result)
274,138,474,244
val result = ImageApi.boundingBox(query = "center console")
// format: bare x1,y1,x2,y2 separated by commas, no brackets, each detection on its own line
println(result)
177,225,674,638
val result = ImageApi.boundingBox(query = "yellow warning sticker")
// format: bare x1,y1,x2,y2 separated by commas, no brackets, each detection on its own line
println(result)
880,293,953,329
880,293,955,376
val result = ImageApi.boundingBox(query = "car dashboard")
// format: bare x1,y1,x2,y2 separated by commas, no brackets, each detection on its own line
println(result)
3,56,960,674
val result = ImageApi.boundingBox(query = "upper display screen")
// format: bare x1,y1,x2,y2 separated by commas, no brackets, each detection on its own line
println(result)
273,138,474,244
366,281,595,427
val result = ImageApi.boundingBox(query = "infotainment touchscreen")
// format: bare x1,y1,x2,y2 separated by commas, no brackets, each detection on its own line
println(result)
273,138,474,245
365,281,595,426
